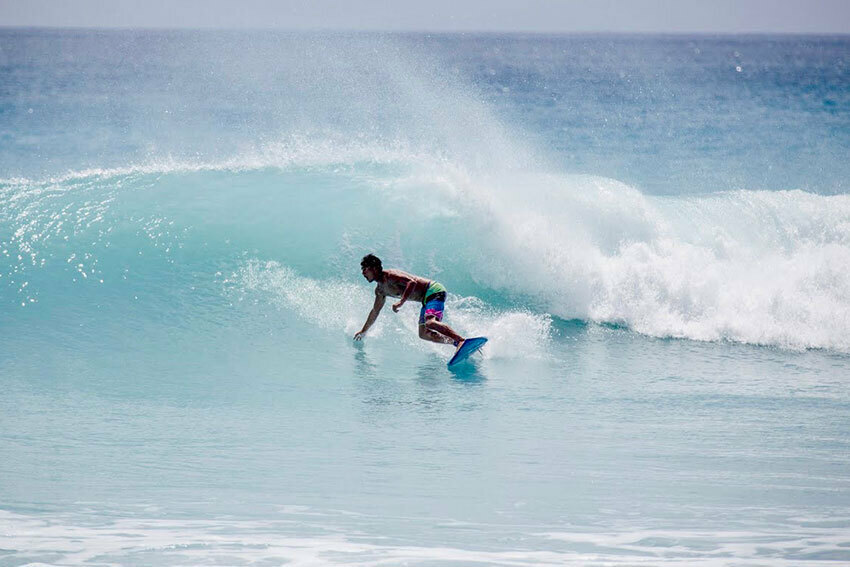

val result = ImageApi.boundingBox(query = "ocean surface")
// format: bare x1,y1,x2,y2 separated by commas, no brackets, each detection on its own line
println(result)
1,29,849,566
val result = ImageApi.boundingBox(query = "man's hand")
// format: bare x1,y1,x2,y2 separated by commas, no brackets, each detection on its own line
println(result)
354,330,366,341
392,300,405,313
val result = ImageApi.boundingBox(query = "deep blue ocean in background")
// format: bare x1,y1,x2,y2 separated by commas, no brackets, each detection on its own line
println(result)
1,29,849,565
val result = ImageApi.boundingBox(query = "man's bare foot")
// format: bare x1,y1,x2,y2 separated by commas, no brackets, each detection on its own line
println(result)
454,339,465,351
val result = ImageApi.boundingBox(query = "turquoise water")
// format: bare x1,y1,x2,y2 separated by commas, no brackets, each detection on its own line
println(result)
1,30,850,565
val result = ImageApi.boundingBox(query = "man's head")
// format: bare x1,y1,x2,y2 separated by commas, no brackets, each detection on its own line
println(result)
360,254,383,282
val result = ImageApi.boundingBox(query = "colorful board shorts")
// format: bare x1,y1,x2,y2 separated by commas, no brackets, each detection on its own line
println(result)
419,281,447,325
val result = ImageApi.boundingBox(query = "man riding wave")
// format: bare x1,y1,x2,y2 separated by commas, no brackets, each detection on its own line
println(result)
354,254,466,352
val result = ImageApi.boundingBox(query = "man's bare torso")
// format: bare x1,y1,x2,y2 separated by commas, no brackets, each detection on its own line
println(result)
376,269,430,302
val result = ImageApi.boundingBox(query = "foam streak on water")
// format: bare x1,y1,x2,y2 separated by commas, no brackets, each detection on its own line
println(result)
3,508,850,566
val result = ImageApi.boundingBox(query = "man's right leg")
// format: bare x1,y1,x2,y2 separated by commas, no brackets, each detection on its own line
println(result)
418,323,455,344
423,318,464,346
418,291,464,347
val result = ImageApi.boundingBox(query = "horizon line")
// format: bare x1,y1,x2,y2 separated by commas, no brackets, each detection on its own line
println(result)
2,25,849,37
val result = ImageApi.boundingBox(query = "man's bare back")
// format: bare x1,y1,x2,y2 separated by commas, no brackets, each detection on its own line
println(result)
374,269,430,303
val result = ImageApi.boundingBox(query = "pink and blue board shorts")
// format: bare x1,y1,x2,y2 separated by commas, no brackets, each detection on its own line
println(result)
419,281,447,325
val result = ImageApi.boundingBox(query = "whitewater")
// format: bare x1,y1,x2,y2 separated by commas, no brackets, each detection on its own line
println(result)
1,29,849,566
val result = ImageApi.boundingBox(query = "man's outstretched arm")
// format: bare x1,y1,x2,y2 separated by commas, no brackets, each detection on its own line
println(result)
354,292,386,340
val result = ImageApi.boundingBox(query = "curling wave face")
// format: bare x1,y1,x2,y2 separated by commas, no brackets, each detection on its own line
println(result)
2,141,849,352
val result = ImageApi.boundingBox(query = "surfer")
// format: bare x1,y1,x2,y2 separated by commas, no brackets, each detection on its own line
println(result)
354,254,465,351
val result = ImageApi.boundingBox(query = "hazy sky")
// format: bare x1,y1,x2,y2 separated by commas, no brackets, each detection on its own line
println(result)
1,0,849,34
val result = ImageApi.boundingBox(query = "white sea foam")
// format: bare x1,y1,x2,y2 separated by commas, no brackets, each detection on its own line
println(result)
236,260,370,334
2,509,848,566
384,167,850,352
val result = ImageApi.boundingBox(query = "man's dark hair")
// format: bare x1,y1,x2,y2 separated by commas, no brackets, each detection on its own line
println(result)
360,254,382,272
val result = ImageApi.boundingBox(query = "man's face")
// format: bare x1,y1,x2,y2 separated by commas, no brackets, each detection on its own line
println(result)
361,266,376,282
